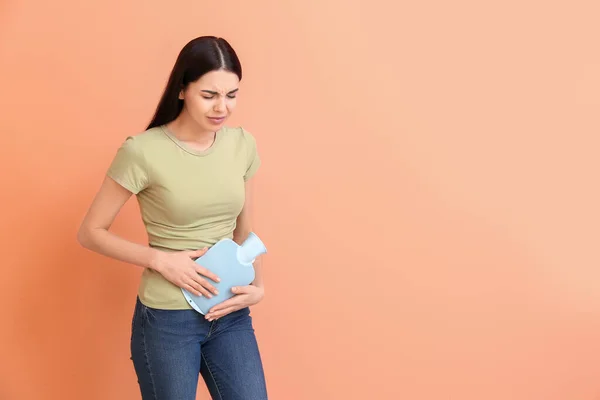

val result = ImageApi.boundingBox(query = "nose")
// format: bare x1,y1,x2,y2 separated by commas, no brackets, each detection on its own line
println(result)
214,97,226,112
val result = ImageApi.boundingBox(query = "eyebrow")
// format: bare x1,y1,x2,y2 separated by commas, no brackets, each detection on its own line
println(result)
201,88,239,95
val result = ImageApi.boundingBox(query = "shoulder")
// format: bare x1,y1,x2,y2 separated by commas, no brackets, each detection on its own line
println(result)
221,125,258,149
122,126,167,147
115,126,168,155
222,125,254,138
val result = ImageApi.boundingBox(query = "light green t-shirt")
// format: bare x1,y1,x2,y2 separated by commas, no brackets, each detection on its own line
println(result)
106,124,261,310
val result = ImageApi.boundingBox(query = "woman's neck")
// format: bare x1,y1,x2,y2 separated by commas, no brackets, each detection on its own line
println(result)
168,112,215,145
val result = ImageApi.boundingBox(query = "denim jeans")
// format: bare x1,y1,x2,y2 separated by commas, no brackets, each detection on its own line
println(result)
130,297,268,400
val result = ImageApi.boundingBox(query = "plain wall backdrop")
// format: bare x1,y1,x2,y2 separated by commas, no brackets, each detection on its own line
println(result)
1,0,600,399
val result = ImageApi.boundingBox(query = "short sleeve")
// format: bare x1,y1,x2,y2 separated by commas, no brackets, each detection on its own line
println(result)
242,128,261,181
106,136,149,194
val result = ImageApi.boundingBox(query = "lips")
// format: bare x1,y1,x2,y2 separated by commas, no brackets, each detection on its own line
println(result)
208,116,226,124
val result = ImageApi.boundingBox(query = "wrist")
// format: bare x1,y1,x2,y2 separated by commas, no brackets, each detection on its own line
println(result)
146,248,164,272
253,283,265,298
251,281,264,289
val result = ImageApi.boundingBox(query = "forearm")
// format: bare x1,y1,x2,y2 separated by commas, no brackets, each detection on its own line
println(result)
233,179,263,291
78,227,160,271
233,229,264,289
251,256,264,289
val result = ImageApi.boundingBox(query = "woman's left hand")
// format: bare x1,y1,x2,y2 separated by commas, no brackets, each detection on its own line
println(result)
205,285,264,321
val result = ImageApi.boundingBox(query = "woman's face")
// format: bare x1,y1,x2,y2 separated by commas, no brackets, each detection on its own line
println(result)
179,69,240,132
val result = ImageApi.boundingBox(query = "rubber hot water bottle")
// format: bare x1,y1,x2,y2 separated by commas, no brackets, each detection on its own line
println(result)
182,232,267,315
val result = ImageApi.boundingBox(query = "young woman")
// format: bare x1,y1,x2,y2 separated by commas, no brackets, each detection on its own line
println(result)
77,36,268,400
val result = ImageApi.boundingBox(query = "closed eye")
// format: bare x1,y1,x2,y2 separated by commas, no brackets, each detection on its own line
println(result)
202,94,237,100
201,89,239,99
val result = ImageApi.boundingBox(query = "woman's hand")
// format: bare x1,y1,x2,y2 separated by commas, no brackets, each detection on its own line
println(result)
205,285,264,321
150,248,221,298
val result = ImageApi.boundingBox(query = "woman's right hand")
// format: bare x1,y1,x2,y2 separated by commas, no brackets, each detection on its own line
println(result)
150,248,220,298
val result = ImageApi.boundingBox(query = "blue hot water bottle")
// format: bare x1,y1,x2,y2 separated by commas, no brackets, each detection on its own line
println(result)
182,232,267,315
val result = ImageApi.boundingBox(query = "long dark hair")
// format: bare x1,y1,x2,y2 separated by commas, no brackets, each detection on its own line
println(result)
146,36,242,130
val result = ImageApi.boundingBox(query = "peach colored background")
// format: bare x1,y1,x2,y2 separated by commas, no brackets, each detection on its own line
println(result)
2,0,600,399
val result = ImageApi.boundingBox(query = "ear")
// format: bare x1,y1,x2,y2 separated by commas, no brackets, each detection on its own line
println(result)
178,83,186,100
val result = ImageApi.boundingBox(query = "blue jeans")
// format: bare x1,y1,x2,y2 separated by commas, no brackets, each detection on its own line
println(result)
130,297,268,399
